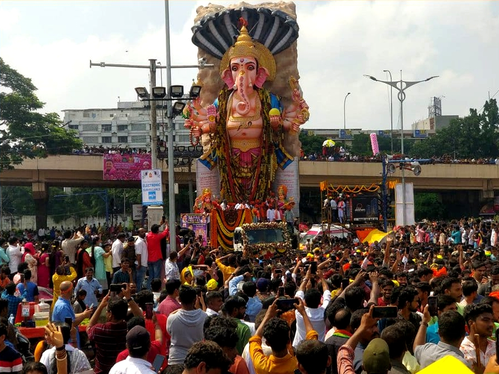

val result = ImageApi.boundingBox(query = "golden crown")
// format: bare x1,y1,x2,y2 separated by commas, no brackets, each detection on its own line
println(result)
220,24,276,81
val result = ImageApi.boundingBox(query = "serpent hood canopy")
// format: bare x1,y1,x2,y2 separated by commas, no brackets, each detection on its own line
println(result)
191,6,299,59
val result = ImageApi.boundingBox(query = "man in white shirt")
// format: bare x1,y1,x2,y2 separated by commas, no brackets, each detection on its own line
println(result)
61,230,84,264
7,237,22,275
164,251,180,282
293,272,331,348
112,233,126,273
134,228,148,290
109,326,155,374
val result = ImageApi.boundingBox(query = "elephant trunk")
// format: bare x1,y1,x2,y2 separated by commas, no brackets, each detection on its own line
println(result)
235,72,251,116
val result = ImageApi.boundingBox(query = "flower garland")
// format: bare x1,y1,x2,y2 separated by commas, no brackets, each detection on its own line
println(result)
326,183,380,194
239,221,292,256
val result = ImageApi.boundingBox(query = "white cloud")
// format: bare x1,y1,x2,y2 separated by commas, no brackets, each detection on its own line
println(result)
0,0,497,131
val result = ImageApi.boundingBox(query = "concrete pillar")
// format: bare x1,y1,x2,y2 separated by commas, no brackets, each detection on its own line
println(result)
32,182,48,229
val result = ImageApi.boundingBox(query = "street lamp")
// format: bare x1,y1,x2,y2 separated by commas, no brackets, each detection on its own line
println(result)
364,71,438,226
343,92,351,145
382,69,394,153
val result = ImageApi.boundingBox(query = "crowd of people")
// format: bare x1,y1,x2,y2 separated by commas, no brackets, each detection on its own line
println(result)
3,217,499,374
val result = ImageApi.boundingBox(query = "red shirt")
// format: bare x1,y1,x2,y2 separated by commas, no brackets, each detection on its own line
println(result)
147,228,169,262
145,313,168,356
116,340,163,367
157,296,181,317
87,321,127,374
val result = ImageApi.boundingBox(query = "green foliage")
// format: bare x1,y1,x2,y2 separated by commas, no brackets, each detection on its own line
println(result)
299,129,327,156
410,99,499,159
0,57,83,171
414,192,445,221
0,186,34,215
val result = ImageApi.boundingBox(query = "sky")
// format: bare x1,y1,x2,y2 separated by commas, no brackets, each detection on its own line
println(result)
1,0,498,132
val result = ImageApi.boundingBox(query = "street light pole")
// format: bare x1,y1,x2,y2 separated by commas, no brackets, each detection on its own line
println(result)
149,59,158,167
383,69,394,153
364,72,438,226
164,0,176,253
343,92,351,145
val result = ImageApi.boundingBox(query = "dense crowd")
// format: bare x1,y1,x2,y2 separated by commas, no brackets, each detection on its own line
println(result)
4,217,499,374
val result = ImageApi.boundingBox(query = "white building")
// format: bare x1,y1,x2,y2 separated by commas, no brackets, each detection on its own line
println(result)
62,101,189,150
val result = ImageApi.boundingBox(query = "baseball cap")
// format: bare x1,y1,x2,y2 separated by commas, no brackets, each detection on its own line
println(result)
256,278,269,292
363,338,391,373
126,325,150,352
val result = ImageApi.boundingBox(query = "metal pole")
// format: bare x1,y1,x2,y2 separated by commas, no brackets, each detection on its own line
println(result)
149,59,158,168
165,0,176,253
399,70,406,226
343,92,350,146
383,70,394,153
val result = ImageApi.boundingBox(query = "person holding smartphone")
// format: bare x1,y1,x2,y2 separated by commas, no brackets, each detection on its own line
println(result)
292,268,331,348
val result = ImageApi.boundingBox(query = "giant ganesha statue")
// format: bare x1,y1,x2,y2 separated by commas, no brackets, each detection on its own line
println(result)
184,5,309,205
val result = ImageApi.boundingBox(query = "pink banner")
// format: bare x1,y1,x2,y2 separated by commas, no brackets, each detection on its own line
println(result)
103,153,152,181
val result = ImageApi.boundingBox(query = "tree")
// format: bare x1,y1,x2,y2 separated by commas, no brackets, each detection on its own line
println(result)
299,129,326,156
410,99,499,159
414,192,445,221
0,57,82,171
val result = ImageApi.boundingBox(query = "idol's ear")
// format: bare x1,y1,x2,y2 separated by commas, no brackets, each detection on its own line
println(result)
254,67,269,88
222,68,235,88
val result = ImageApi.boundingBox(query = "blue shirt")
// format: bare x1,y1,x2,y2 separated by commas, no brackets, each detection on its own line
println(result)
246,296,262,322
1,290,26,318
52,297,79,347
426,322,440,343
74,277,102,307
16,282,39,302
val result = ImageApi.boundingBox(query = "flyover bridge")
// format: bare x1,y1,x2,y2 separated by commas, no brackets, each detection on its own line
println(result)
1,155,497,226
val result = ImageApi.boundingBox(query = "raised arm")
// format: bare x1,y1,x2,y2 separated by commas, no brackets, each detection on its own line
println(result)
413,305,431,351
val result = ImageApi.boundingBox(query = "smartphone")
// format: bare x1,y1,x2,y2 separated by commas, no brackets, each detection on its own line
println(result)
310,261,317,274
428,296,438,317
372,306,398,319
276,298,299,312
152,354,166,372
89,304,94,310
341,278,350,289
275,269,282,275
278,286,285,297
65,317,73,328
110,284,123,294
335,262,341,270
145,302,154,319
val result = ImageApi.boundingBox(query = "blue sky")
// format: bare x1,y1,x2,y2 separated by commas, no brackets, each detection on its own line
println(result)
1,0,498,131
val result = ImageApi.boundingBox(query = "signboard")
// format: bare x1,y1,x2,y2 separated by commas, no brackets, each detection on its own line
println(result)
395,182,415,226
103,153,152,181
180,213,209,246
132,204,143,220
141,169,163,206
351,196,379,222
413,129,428,138
339,129,352,140
274,157,300,218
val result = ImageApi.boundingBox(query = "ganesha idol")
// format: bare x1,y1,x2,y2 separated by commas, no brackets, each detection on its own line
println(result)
184,20,309,204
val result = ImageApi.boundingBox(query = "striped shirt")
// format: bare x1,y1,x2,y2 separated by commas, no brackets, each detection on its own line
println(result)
0,344,23,373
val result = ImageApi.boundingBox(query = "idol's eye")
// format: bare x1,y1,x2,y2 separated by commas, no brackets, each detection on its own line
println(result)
231,65,239,72
247,64,256,71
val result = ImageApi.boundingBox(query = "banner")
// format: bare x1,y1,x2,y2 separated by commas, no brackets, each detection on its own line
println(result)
141,169,163,206
180,213,209,246
103,153,152,181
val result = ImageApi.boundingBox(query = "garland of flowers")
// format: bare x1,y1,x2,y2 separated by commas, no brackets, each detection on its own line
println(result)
210,207,252,251
239,221,292,256
326,183,380,194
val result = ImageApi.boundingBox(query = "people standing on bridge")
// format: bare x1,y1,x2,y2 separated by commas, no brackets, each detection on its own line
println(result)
62,230,84,264
147,219,169,290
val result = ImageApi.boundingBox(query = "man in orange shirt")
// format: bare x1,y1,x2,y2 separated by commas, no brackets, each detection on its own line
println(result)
249,298,317,374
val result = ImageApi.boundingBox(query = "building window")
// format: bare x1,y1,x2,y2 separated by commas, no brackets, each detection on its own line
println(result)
117,124,128,132
102,136,112,144
83,111,90,118
131,135,147,143
177,135,189,143
131,123,147,131
101,124,112,132
118,136,128,143
82,124,99,132
68,124,79,130
82,136,99,143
